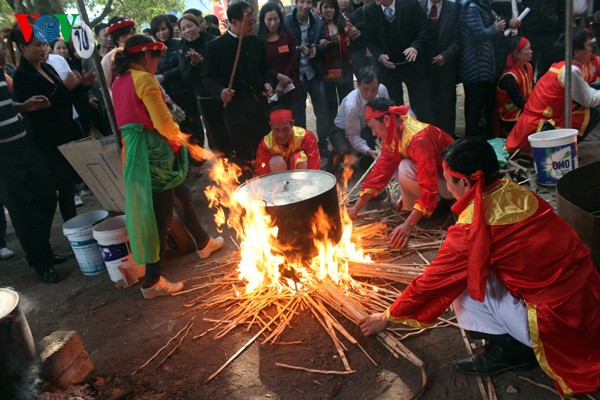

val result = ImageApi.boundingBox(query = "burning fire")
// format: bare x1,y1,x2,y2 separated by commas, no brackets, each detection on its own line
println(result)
204,159,372,294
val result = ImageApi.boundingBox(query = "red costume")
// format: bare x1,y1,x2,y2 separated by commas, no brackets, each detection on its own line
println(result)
361,109,454,217
495,63,533,125
507,61,591,152
582,54,600,84
386,179,600,396
254,126,320,176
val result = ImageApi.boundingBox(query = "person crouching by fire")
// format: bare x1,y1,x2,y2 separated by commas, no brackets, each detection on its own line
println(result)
347,98,455,248
359,138,600,398
254,107,321,176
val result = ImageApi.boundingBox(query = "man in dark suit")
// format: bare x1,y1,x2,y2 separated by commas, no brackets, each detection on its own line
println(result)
363,0,434,124
201,1,274,163
419,0,460,137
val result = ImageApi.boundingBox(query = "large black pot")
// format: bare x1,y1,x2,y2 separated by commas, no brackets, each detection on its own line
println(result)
0,288,38,399
234,170,342,257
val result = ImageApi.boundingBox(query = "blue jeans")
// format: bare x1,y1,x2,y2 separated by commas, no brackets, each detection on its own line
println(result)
294,77,331,145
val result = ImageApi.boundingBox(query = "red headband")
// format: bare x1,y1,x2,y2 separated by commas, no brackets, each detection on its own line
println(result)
443,160,491,302
126,41,167,55
106,19,136,35
365,106,388,120
506,37,530,68
269,109,293,123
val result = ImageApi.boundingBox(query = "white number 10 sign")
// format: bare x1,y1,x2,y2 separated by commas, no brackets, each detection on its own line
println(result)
71,24,95,59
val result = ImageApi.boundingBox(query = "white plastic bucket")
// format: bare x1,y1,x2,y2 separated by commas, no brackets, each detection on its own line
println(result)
528,129,578,185
92,215,145,288
62,210,108,276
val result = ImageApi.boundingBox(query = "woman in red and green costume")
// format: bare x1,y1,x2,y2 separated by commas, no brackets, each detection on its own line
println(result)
359,138,600,397
112,35,222,299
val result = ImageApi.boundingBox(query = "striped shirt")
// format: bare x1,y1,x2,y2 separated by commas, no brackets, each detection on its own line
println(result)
0,68,26,142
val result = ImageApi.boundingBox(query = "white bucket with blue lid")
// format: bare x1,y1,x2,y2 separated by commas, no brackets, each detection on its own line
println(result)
528,129,578,185
92,215,145,288
62,210,108,276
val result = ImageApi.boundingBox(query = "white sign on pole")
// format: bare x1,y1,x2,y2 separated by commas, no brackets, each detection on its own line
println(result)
71,24,96,59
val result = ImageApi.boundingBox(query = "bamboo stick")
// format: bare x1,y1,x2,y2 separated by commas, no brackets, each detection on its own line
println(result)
275,363,356,375
223,13,248,108
154,321,194,369
205,296,297,383
132,317,194,375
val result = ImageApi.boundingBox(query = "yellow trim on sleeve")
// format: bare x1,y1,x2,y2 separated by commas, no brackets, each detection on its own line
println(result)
413,203,431,217
385,308,434,329
527,304,573,397
295,150,308,165
360,188,379,197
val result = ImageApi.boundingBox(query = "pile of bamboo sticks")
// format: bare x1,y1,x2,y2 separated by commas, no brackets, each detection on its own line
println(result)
133,206,455,398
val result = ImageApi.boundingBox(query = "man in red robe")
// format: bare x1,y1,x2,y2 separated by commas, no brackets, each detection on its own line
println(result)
347,98,454,248
359,138,600,397
507,28,600,153
255,108,321,176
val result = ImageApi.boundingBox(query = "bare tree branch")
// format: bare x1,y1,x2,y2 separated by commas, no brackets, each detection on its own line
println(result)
89,0,113,27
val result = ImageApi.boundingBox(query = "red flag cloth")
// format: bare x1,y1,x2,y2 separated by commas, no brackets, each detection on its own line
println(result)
443,161,492,302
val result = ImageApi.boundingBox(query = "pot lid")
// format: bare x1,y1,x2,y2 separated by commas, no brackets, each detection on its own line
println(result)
0,288,19,319
234,170,337,207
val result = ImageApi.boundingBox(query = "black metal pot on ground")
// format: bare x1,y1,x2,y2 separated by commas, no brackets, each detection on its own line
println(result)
0,288,40,399
234,170,343,258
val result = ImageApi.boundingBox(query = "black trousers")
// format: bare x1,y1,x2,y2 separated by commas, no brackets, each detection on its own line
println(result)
326,126,375,172
463,81,496,137
144,183,211,282
527,33,562,81
199,97,231,154
430,79,457,137
0,136,56,267
42,148,78,223
225,118,270,163
377,63,435,125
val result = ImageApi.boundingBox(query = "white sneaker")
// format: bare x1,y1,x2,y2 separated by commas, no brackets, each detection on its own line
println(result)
198,236,224,259
141,276,184,299
0,247,15,260
74,194,84,207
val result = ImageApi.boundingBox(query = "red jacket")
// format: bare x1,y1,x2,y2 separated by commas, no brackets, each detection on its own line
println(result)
255,127,320,175
386,179,600,397
361,115,454,216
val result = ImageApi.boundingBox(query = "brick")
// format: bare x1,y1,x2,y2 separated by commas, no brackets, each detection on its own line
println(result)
55,350,94,388
38,331,89,384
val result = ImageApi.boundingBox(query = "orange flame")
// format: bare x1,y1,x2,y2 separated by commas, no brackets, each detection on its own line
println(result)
205,159,372,294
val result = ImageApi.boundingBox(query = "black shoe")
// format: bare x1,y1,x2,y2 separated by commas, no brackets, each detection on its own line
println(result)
51,254,68,264
453,340,537,377
35,266,60,284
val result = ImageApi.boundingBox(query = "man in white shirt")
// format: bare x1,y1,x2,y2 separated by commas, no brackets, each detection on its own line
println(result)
327,68,389,172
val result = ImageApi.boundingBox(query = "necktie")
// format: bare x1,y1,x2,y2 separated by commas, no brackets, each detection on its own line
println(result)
384,6,394,21
429,4,438,25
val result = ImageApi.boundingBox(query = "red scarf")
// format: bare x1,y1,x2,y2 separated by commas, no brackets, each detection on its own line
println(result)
443,161,496,302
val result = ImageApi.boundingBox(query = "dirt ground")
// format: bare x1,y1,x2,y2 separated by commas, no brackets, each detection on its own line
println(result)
2,91,600,400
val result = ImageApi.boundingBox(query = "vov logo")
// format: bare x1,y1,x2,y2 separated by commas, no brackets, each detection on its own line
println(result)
14,14,79,43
